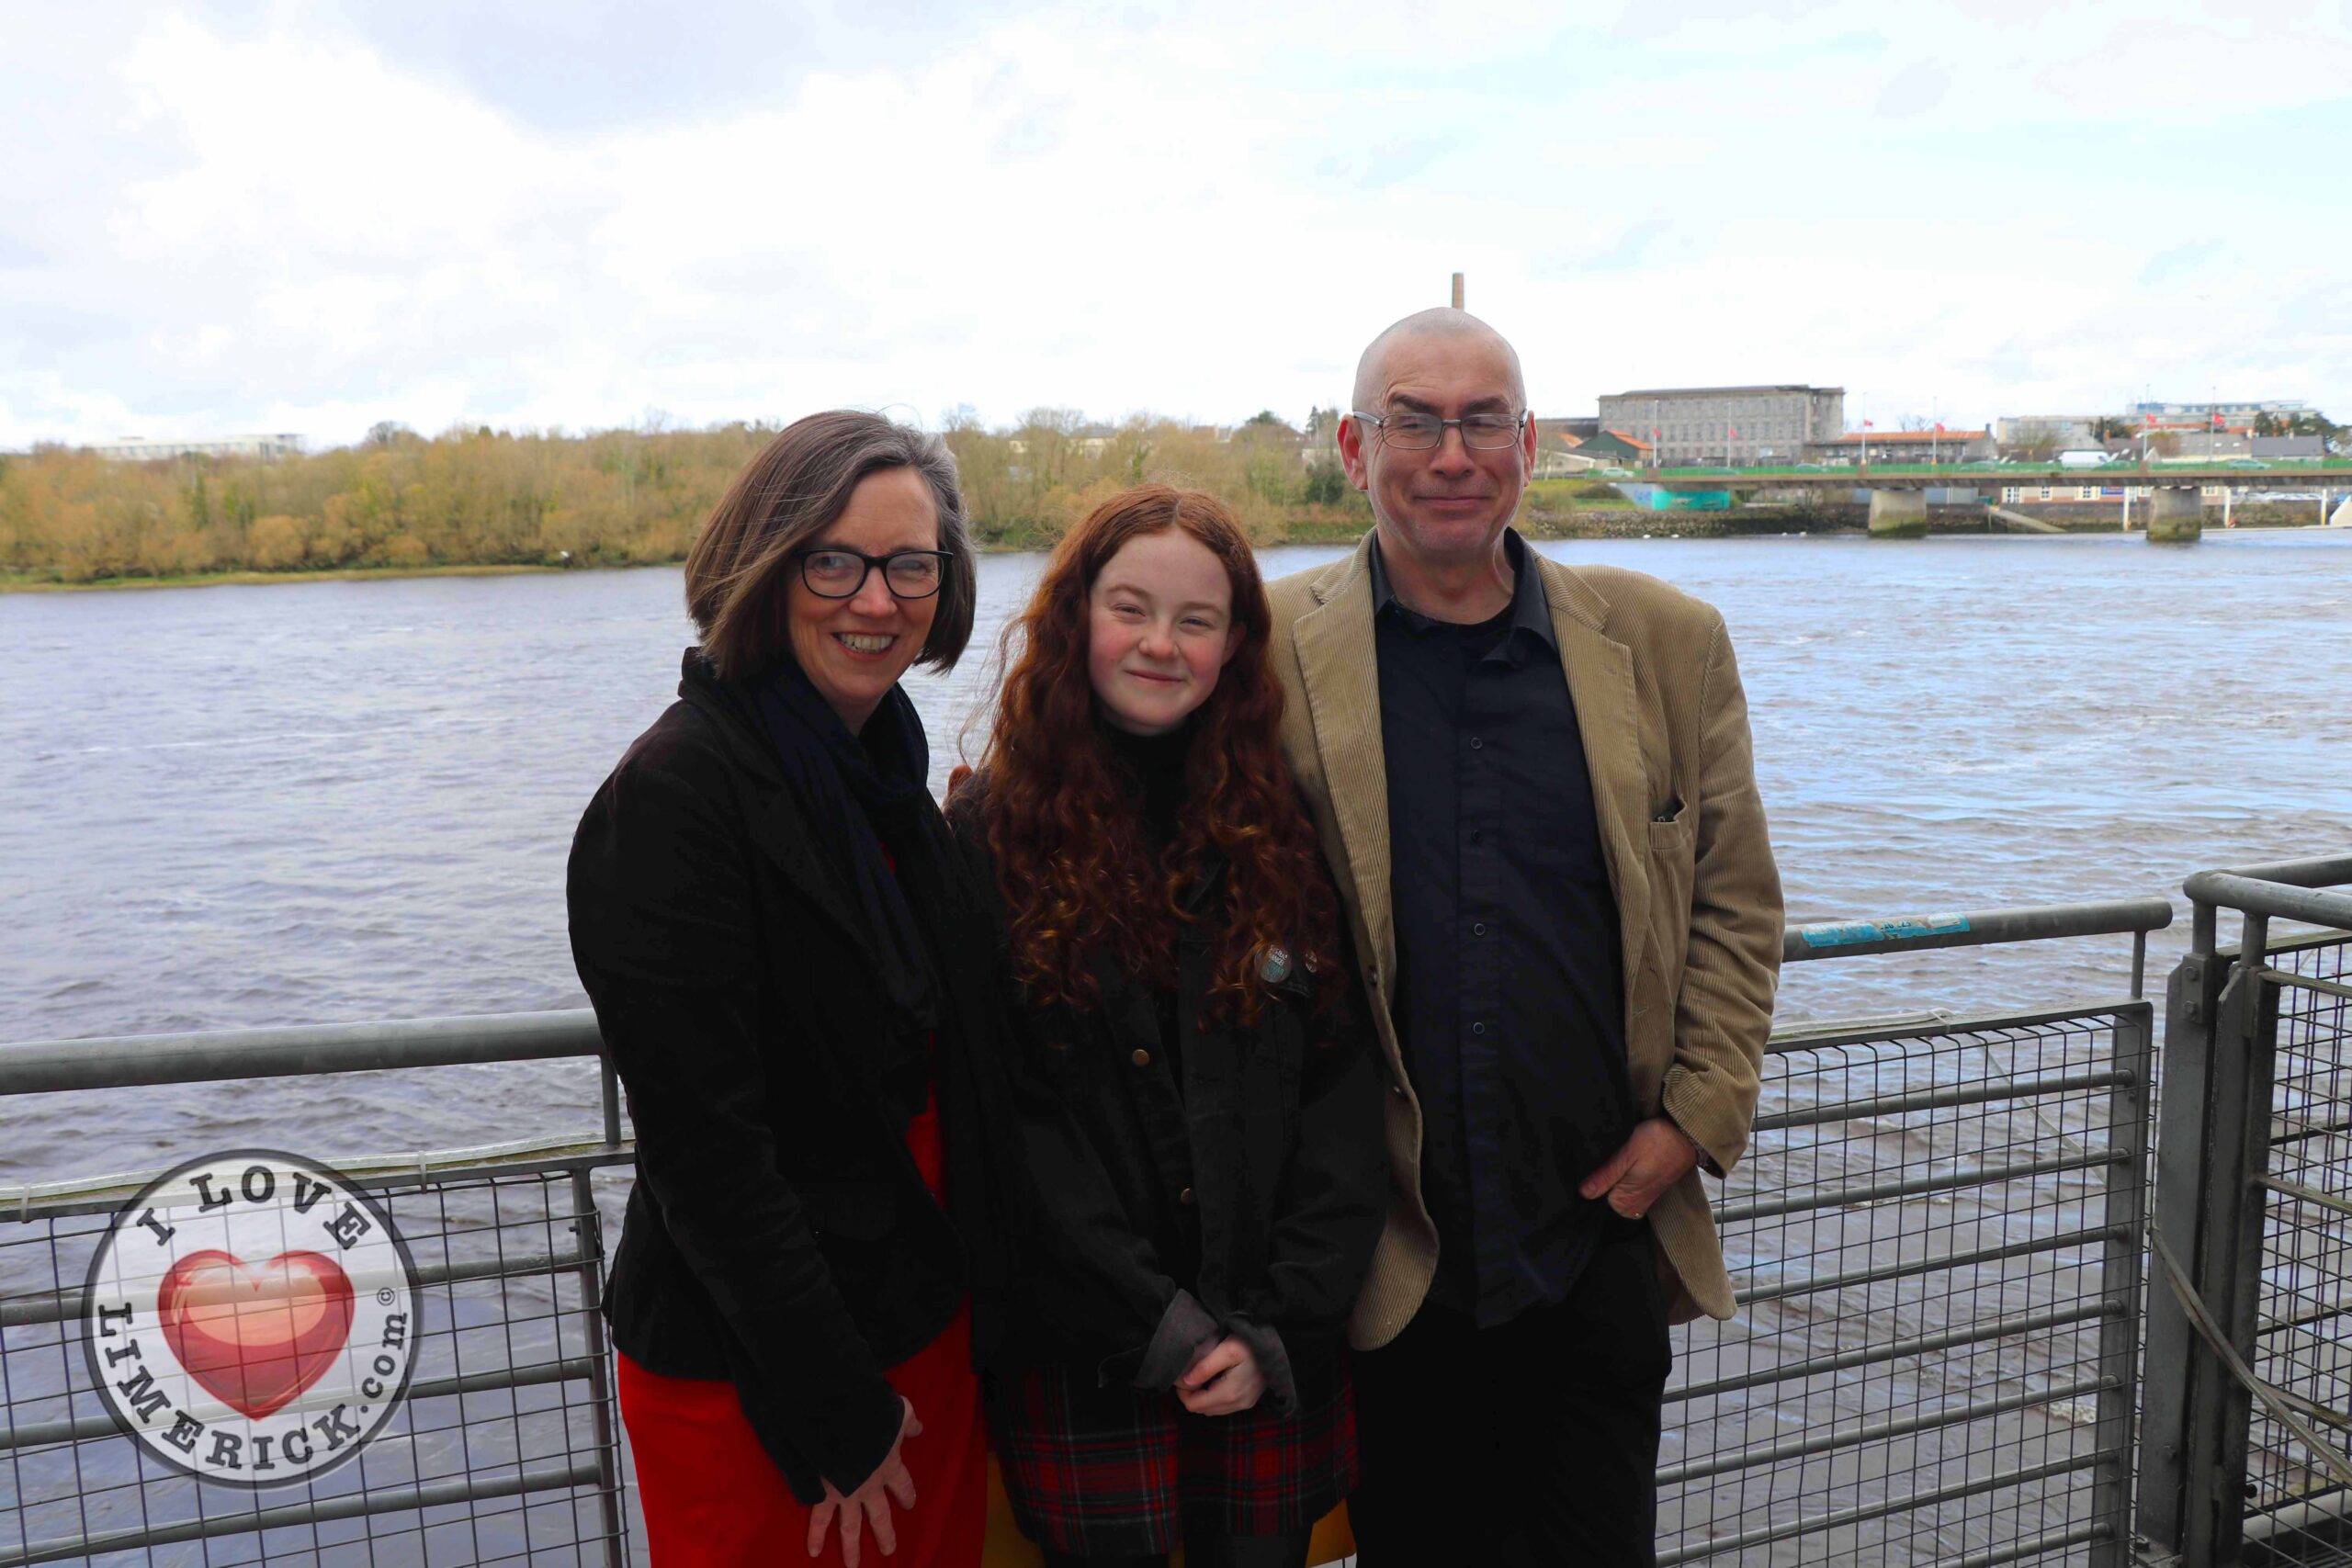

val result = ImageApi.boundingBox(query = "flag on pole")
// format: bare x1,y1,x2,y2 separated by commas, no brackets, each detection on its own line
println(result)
1862,420,1875,430
1934,422,1947,433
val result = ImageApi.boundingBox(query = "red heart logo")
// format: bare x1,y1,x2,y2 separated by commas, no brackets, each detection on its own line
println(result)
156,1250,356,1418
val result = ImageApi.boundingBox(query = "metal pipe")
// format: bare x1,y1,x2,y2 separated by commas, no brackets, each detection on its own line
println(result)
2,1239,594,1329
2183,870,2352,932
572,1166,628,1568
1674,1300,2118,1402
1716,1145,2117,1226
1729,1223,2130,1309
2256,966,2352,1003
1,1460,605,1568
1748,1067,2132,1133
601,1056,624,1147
1951,1523,2111,1568
0,1356,598,1454
1655,1453,2105,1564
0,1009,604,1096
1785,897,2174,963
1660,1373,2116,1484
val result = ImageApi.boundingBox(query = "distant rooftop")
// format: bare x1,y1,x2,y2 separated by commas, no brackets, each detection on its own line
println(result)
1608,385,1844,399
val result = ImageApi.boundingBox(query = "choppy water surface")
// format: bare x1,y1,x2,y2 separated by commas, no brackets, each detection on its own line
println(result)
2,531,2348,1182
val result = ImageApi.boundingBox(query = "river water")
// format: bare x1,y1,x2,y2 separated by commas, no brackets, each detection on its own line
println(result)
2,530,2348,1565
3,529,2349,1182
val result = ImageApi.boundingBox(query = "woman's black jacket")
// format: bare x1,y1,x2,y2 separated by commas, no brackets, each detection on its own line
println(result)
567,652,1012,1503
944,777,1385,1413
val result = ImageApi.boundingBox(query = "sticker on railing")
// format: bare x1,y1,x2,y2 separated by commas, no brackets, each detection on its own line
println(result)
1798,912,1973,949
81,1148,420,1487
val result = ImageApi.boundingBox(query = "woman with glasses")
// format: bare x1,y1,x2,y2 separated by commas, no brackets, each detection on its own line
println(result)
568,411,1011,1568
947,485,1386,1568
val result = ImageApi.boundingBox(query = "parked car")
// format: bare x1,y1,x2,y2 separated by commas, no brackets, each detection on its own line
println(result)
2057,450,2113,469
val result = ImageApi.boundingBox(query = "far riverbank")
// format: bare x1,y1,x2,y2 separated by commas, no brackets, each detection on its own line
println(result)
6,506,2333,593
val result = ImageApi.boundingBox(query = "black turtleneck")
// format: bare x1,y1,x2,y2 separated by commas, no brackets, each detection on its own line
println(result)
1102,718,1194,1085
1102,719,1192,850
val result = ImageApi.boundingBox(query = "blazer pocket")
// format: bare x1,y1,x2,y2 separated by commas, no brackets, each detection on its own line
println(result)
793,1177,897,1241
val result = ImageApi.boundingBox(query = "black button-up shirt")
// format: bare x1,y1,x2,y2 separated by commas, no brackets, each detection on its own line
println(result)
1373,530,1632,1327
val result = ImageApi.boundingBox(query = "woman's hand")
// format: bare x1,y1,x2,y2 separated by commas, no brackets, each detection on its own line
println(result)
807,1398,922,1566
1175,1335,1265,1416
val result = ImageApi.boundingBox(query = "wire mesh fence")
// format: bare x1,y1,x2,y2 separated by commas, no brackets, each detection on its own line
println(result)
1659,1005,2151,1566
2243,933,2352,1564
0,1155,628,1568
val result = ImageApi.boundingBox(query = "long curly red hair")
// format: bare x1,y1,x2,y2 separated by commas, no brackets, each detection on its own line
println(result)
977,485,1341,1023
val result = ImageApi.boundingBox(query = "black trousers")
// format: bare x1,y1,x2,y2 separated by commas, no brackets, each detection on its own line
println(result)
1348,1229,1672,1567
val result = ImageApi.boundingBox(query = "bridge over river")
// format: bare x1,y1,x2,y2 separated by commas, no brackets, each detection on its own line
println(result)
1633,459,2352,542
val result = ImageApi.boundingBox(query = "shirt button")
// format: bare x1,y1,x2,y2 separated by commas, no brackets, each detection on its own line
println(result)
1468,830,1483,846
1178,1187,1196,1206
1130,1048,1151,1067
1473,922,1487,937
1469,737,1484,750
1471,1021,1486,1036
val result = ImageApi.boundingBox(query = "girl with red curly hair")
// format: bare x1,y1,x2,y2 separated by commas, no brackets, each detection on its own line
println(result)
948,485,1385,1568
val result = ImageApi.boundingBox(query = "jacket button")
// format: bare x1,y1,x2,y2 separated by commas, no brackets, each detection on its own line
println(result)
1178,1187,1195,1206
1130,1048,1151,1067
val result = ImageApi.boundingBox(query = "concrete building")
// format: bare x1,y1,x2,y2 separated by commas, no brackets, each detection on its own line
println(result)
1810,429,1995,465
1596,386,1843,467
2130,399,2309,432
92,434,308,463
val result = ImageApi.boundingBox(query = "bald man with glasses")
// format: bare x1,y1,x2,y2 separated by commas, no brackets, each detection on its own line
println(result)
1265,310,1782,1565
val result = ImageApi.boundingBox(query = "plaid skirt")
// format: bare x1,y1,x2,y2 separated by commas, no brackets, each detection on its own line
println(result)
988,1357,1357,1557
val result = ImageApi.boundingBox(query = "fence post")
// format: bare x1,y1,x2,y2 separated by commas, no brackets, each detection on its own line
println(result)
2137,942,2228,1555
2145,926,2281,1565
2089,999,2154,1567
570,1168,628,1568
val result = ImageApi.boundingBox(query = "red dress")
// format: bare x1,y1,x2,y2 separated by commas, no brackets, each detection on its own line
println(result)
617,1087,989,1567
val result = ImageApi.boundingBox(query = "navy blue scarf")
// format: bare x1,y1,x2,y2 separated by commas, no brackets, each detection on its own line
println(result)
753,665,945,1112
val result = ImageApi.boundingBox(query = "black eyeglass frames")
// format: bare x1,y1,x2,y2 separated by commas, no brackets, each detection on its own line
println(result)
794,547,954,601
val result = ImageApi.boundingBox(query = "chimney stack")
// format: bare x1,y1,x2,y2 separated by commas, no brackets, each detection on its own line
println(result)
1450,272,1464,310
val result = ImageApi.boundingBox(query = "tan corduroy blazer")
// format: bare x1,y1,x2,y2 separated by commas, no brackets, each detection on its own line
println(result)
1269,531,1783,1346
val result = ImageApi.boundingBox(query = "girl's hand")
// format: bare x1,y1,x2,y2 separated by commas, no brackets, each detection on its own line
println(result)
807,1397,922,1565
1175,1335,1264,1416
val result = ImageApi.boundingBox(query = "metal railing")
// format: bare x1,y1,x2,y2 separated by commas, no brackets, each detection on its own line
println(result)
0,891,2189,1568
0,1021,629,1568
2137,856,2352,1568
1662,897,2166,1566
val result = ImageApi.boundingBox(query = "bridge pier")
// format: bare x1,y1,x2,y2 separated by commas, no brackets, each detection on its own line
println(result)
1867,488,1927,539
2145,486,2202,545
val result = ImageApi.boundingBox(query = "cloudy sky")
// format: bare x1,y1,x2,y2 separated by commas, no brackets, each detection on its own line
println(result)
6,0,2348,449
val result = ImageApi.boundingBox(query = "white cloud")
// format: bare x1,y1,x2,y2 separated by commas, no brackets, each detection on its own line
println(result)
1,0,2346,449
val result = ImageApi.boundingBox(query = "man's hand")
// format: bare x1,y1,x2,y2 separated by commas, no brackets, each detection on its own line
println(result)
1175,1335,1266,1417
1579,1117,1703,1221
807,1397,922,1566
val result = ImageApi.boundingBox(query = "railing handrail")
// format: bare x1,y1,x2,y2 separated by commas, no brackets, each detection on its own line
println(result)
2185,856,2352,931
1784,896,2172,963
0,894,2178,1099
2184,852,2352,957
0,1008,602,1097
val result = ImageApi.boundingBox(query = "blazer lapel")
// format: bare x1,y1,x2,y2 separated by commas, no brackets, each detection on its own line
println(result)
1290,542,1396,985
1538,557,1654,1015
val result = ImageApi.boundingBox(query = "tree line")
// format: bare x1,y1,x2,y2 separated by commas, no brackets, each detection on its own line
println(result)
0,412,1365,585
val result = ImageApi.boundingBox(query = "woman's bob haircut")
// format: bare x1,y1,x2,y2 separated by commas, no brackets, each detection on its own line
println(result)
684,411,977,681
